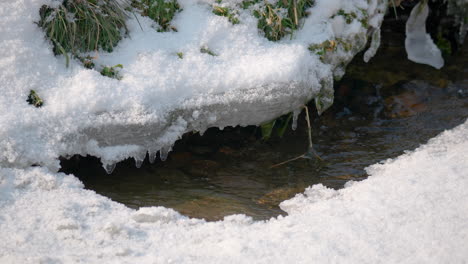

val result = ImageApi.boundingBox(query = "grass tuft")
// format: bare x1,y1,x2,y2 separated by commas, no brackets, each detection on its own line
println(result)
38,0,129,60
248,0,315,41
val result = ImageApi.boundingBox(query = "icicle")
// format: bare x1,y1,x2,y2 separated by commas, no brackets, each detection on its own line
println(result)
198,128,206,136
148,151,157,164
134,159,143,168
159,147,171,161
364,29,381,63
292,109,301,131
134,152,147,168
103,162,116,174
405,0,444,69
315,77,334,115
134,158,143,168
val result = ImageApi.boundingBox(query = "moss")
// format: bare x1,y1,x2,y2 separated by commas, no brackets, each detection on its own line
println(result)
132,0,180,32
358,8,369,27
336,38,352,52
27,90,44,108
308,40,337,61
100,64,123,79
241,0,259,9
200,46,218,56
436,33,452,57
213,6,240,25
333,9,358,24
76,55,96,69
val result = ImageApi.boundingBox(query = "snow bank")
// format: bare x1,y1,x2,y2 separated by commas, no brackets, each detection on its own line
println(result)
0,0,387,171
1,120,467,263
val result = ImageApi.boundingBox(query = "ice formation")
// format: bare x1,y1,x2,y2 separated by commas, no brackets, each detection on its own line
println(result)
0,0,388,171
405,1,444,69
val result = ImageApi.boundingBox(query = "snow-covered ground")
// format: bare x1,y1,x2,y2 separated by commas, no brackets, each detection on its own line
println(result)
0,120,466,263
1,0,468,263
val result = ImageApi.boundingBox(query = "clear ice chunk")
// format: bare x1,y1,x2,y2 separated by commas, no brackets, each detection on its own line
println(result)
405,1,444,69
364,29,381,63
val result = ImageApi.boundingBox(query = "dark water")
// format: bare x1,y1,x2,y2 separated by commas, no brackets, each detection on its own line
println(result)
61,23,468,221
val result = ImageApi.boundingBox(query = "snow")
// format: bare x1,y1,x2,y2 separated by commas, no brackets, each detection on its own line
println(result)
0,120,467,263
0,0,387,171
1,0,468,262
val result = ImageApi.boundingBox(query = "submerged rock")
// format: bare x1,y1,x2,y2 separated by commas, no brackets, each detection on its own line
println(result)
257,186,306,208
384,91,428,118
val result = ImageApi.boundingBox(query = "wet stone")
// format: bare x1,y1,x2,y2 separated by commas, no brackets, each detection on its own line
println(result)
384,91,428,118
333,174,358,180
175,196,252,221
256,186,305,208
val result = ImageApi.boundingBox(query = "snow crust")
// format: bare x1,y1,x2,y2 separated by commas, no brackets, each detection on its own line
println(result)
1,119,467,263
0,0,387,171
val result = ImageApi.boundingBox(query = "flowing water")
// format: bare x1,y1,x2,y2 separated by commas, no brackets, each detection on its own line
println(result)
61,21,468,221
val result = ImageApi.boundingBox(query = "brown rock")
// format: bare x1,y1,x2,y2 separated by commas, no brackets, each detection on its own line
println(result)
175,196,251,221
384,91,428,118
256,186,305,208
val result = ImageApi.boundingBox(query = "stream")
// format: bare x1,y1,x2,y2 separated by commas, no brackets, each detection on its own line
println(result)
61,18,468,221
